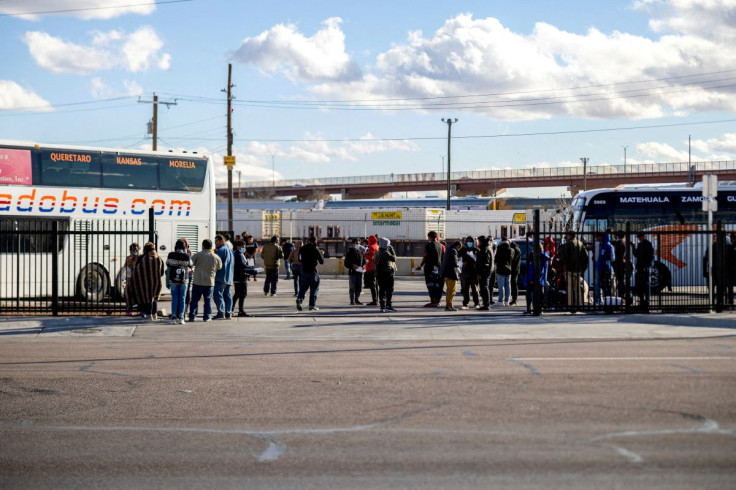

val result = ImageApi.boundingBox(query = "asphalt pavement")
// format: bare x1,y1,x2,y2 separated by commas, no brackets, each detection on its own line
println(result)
1,278,735,489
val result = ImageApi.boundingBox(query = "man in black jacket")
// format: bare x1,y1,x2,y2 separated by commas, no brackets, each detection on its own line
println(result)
459,235,480,309
344,238,365,305
632,231,654,312
509,239,521,306
494,235,514,306
297,236,325,311
476,236,494,310
417,230,444,307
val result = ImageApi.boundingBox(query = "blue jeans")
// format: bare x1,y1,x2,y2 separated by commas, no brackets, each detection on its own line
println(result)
213,282,232,316
170,283,188,319
595,270,612,304
291,264,302,295
284,261,292,279
264,267,279,295
497,274,510,302
349,272,363,302
298,272,320,308
189,284,213,321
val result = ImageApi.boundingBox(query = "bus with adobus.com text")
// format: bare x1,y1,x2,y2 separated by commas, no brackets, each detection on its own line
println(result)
0,140,216,301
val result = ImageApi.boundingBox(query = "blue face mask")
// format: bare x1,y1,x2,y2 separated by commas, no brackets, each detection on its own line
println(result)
466,241,474,248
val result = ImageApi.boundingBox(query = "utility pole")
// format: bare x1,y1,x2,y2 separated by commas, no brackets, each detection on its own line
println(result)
442,118,458,211
138,92,177,151
622,145,628,174
580,157,589,192
222,64,235,234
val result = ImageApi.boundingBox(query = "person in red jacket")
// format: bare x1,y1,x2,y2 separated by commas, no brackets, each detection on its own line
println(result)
363,235,379,306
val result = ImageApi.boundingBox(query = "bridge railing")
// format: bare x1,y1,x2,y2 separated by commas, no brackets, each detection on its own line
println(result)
242,160,736,189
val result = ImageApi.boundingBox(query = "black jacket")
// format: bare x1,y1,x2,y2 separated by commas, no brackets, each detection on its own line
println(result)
300,243,324,274
633,239,654,271
459,246,480,277
233,249,249,283
495,240,514,276
344,246,365,273
476,244,494,276
441,247,459,280
510,241,521,274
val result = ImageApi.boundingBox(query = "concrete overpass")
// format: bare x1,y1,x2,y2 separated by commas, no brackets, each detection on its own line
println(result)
219,160,736,200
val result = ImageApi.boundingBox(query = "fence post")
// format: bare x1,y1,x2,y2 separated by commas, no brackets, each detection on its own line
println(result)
625,221,632,313
148,207,156,245
51,220,59,316
533,209,542,316
716,220,724,313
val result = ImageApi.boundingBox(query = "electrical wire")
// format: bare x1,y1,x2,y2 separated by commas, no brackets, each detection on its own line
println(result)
0,0,193,17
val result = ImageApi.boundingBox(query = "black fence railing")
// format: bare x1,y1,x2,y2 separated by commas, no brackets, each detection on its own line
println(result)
526,220,735,314
0,216,153,316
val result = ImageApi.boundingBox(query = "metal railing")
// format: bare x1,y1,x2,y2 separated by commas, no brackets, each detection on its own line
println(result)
242,160,736,189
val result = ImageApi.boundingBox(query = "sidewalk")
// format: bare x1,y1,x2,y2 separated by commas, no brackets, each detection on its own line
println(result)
1,279,733,341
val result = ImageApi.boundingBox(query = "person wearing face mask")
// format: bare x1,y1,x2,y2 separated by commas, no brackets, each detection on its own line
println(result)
458,235,480,309
344,237,366,305
124,242,140,316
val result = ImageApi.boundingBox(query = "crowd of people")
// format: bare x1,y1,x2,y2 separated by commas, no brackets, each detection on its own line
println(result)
122,229,736,322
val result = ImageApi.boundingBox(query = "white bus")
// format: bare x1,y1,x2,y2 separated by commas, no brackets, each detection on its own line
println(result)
0,140,216,301
568,183,736,292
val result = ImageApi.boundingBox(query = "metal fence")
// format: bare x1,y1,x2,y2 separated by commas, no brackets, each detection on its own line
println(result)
526,220,735,315
0,216,152,316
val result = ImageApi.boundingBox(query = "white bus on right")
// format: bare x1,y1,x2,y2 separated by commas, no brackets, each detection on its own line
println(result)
567,183,736,293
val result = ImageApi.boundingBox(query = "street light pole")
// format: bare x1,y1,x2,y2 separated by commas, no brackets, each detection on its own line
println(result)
622,145,629,174
442,118,458,211
271,154,275,189
580,157,589,192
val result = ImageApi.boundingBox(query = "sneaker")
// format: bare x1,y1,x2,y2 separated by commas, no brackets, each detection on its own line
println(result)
503,301,508,306
270,293,277,297
308,306,319,311
367,301,378,306
386,306,396,312
350,301,355,305
126,311,135,316
151,314,158,321
380,308,385,313
445,307,457,312
508,301,517,306
264,291,269,296
237,311,249,317
493,302,504,307
204,318,212,322
213,314,225,320
460,305,468,310
478,306,490,311
355,300,364,305
178,318,186,325
296,300,303,311
169,318,177,325
188,316,195,323
423,302,436,307
225,314,232,319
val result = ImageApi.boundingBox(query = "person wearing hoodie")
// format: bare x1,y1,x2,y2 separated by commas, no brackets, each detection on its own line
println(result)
166,239,193,324
363,235,380,306
594,232,616,305
344,238,366,305
440,241,462,311
287,240,303,297
373,237,397,312
476,236,494,310
261,235,284,297
459,235,480,309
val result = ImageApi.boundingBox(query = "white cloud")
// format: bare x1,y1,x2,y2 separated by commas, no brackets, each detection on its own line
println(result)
0,80,52,111
89,77,144,98
636,132,736,162
636,141,690,161
24,26,170,74
234,6,735,120
232,17,361,82
0,0,155,20
690,133,736,155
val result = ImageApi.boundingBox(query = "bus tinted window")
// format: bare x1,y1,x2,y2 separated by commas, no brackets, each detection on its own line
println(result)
40,150,101,187
0,217,67,254
101,153,158,190
158,157,206,192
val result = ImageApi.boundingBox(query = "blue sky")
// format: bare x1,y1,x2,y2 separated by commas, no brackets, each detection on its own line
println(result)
1,0,735,198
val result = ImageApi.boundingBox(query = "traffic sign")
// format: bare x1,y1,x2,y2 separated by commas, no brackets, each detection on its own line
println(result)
702,174,717,198
224,155,236,166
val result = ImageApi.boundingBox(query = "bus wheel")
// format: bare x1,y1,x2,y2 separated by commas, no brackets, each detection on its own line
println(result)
650,262,671,295
113,267,126,301
77,264,109,301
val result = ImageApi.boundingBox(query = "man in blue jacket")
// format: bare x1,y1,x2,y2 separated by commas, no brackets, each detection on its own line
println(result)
594,232,616,306
213,234,234,319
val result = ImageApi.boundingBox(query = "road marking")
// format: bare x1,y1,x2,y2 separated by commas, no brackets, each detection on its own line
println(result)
513,357,734,361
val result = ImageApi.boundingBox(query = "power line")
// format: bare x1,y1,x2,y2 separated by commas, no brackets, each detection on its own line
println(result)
158,117,736,143
0,0,193,17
